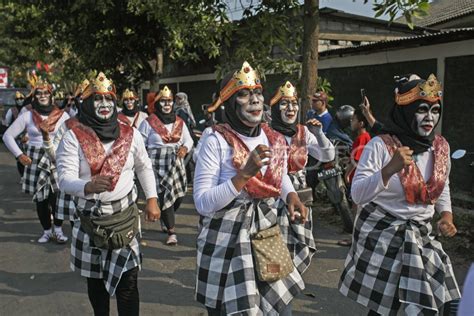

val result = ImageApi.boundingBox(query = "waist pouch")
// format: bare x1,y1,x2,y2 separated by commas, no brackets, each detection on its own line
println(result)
78,204,140,250
296,187,313,206
251,225,294,282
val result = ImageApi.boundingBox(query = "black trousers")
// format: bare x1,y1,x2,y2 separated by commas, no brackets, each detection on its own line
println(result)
17,161,25,177
36,192,62,230
87,267,139,316
158,192,182,232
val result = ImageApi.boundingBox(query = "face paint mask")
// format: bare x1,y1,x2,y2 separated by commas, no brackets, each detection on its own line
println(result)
159,99,173,114
35,89,51,107
94,94,115,120
413,103,441,137
124,99,135,110
236,88,264,127
15,99,24,107
280,99,299,124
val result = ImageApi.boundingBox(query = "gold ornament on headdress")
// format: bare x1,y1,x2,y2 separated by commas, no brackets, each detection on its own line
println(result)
395,74,443,106
15,91,25,99
154,85,173,102
26,71,52,95
74,78,90,97
270,81,297,107
82,72,116,99
207,61,262,113
122,88,138,100
54,90,65,100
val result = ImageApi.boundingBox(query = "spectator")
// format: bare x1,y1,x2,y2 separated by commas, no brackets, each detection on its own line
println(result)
345,108,371,186
360,96,384,135
308,91,333,133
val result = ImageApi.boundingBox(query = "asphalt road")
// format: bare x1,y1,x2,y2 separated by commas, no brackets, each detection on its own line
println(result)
0,144,466,315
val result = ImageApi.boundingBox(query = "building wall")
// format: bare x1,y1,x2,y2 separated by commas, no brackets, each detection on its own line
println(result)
442,55,474,191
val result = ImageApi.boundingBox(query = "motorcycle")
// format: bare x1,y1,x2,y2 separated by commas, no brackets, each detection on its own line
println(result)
316,139,354,233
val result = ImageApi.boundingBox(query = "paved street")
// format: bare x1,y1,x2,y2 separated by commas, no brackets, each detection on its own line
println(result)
0,144,466,315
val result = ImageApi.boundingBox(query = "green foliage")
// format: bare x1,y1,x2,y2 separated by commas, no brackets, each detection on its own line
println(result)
316,77,334,104
0,0,431,90
368,0,430,29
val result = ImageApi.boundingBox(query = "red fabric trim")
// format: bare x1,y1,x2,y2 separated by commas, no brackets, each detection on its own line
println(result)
379,134,449,205
72,123,134,191
213,123,286,199
288,124,308,173
31,107,64,133
146,113,184,143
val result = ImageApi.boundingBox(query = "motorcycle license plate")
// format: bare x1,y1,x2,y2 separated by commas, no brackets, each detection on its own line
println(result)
317,167,341,180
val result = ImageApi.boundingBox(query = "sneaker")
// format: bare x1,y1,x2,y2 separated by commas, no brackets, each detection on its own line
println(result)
38,231,53,243
166,234,178,246
54,230,68,244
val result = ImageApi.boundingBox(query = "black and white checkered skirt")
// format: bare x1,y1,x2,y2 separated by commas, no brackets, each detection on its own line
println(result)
196,197,315,315
339,203,461,315
22,145,58,202
148,147,187,210
71,189,140,295
55,191,77,221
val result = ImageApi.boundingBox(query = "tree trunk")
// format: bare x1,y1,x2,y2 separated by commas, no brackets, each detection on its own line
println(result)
149,47,164,91
300,0,319,122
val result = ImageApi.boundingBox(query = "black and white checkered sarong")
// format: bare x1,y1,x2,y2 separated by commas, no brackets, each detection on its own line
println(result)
339,203,461,315
22,145,58,202
71,189,140,295
148,147,187,210
55,191,77,221
288,169,307,191
196,197,315,315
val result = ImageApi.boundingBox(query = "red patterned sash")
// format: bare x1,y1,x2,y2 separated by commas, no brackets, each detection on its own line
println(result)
288,124,308,173
65,117,80,130
31,107,64,133
213,123,286,199
147,113,184,143
71,123,134,191
379,134,449,205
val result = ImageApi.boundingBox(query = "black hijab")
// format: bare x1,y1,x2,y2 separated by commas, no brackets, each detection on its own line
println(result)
78,95,119,142
122,100,139,117
154,98,176,124
383,78,441,154
270,99,298,137
32,94,54,115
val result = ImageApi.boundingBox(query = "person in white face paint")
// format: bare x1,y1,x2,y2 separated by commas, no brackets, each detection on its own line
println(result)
138,86,193,246
339,74,461,315
56,72,160,315
118,89,148,128
2,75,70,244
194,62,310,316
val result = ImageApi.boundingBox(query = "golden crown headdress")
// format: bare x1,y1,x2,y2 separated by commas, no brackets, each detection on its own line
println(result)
54,90,65,100
26,71,52,95
15,91,25,99
270,81,297,107
395,74,443,106
82,72,116,99
154,86,173,102
122,88,138,100
74,78,90,97
207,61,262,113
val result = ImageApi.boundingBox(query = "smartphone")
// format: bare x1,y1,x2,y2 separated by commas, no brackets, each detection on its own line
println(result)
360,88,366,103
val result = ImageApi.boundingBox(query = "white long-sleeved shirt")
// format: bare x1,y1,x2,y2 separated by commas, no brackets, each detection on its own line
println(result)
56,128,157,202
138,118,193,152
3,108,17,126
351,136,451,221
284,126,335,163
193,129,296,217
193,126,213,162
2,110,69,158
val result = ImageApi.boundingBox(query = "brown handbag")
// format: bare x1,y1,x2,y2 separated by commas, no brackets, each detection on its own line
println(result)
251,225,294,282
296,187,313,206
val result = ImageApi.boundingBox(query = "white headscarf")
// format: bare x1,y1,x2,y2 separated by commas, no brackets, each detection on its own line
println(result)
175,92,196,125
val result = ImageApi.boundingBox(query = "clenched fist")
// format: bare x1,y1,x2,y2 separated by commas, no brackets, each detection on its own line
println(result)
177,146,188,159
382,146,413,185
232,144,272,192
84,175,113,195
17,154,32,166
